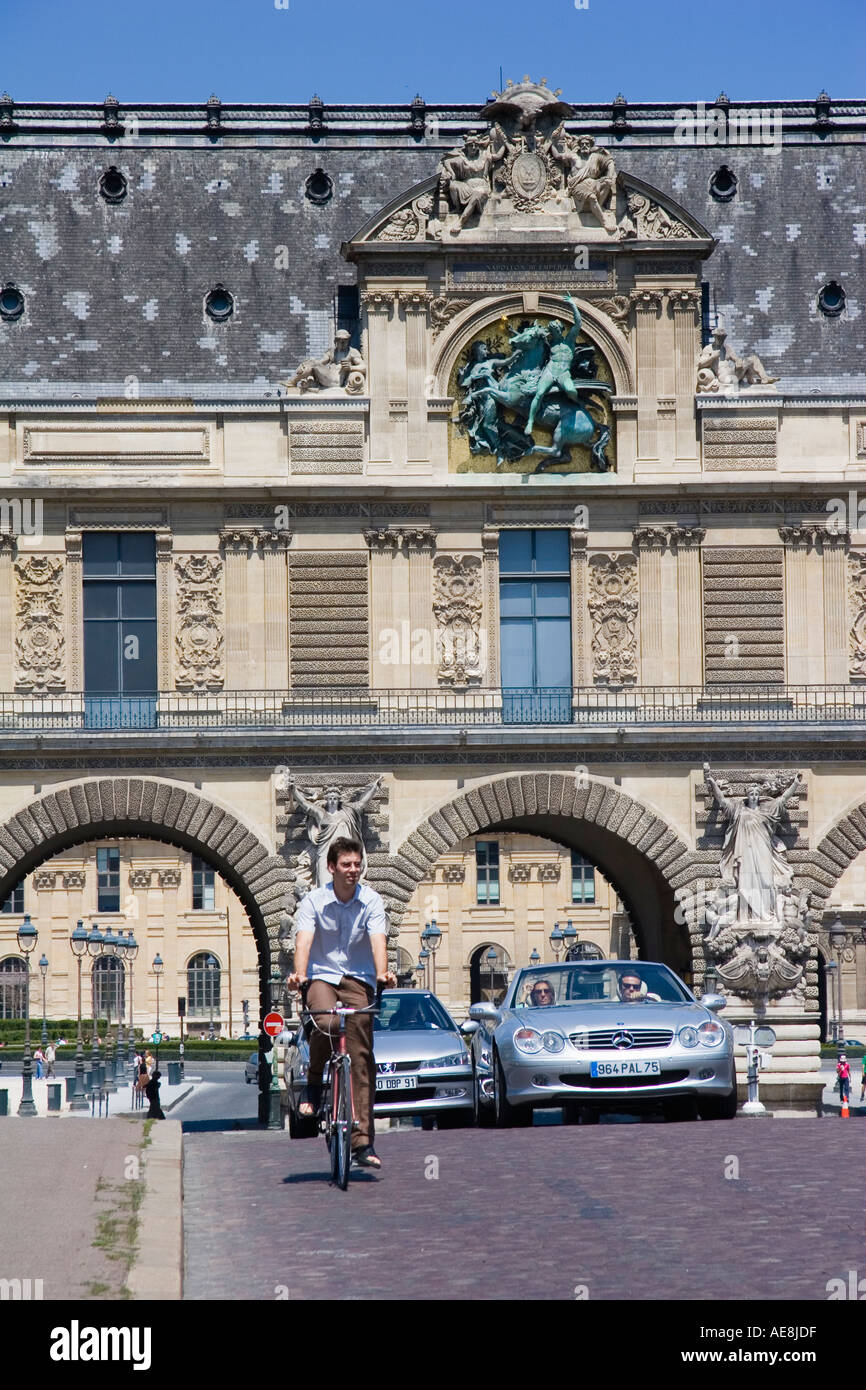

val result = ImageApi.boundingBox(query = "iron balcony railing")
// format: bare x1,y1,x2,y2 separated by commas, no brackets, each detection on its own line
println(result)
1,686,866,732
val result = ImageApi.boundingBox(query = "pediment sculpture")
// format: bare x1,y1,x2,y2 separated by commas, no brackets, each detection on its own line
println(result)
280,328,367,396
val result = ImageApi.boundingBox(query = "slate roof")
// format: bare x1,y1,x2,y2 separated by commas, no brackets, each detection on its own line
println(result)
0,100,863,398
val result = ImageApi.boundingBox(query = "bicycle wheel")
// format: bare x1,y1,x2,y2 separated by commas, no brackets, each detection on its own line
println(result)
334,1057,352,1190
326,1065,340,1184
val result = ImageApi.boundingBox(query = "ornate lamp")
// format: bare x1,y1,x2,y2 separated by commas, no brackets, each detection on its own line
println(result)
549,923,564,961
38,953,49,1048
69,921,90,1111
16,914,38,1117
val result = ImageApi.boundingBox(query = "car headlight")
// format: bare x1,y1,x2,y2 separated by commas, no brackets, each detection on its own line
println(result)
513,1028,544,1055
698,1020,726,1047
541,1031,565,1053
678,1026,699,1048
419,1052,467,1069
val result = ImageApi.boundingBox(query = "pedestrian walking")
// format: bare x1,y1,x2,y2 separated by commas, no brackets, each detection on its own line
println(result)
33,1046,45,1079
144,1050,156,1077
837,1053,851,1103
44,1042,56,1078
145,1068,165,1120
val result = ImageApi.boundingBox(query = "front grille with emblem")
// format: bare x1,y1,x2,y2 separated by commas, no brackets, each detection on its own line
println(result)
376,1060,420,1074
568,1028,674,1050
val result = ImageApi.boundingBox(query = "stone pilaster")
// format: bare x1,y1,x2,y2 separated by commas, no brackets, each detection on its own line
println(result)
779,526,813,685
155,529,173,692
570,527,588,686
820,526,850,684
670,527,705,685
481,526,500,687
0,532,17,693
666,288,701,461
632,290,664,460
65,530,83,691
219,530,256,691
404,527,437,689
402,291,432,464
259,530,292,689
365,528,401,688
633,527,667,685
362,291,394,465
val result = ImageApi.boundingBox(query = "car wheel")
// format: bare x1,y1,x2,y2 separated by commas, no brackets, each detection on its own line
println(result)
663,1096,697,1122
697,1085,738,1120
472,1063,494,1128
493,1051,532,1128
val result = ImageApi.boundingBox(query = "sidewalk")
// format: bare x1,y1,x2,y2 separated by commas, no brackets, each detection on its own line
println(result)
0,1074,195,1117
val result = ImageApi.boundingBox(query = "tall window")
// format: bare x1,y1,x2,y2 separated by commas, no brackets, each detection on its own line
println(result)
97,846,121,913
83,532,157,727
499,529,571,721
475,841,500,905
0,957,26,1019
187,952,221,1019
571,852,596,904
92,957,125,1021
0,883,24,914
192,856,216,911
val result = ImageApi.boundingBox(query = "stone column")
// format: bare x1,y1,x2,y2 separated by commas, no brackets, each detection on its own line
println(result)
481,526,500,687
633,527,667,686
821,526,850,685
402,292,432,464
155,529,173,692
65,529,83,691
0,532,16,693
671,526,705,685
570,527,588,687
778,526,813,685
632,290,664,460
259,530,291,690
667,289,701,462
405,528,437,690
362,292,394,465
443,864,467,1014
219,530,255,691
509,864,531,969
365,529,400,688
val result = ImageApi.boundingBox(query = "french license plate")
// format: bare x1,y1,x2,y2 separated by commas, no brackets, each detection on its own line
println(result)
376,1075,418,1091
590,1060,661,1078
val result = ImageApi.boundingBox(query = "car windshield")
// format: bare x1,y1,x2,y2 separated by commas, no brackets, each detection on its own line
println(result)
374,993,455,1033
511,963,691,1007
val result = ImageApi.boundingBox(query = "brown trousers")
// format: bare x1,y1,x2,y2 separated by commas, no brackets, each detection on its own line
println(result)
307,975,375,1150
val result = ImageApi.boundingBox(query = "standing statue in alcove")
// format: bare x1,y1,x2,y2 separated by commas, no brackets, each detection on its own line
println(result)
283,775,383,886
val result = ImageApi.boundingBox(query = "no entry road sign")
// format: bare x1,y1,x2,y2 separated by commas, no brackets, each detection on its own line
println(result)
263,1012,284,1037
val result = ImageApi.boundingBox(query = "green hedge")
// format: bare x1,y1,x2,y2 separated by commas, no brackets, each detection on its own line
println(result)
0,1017,110,1040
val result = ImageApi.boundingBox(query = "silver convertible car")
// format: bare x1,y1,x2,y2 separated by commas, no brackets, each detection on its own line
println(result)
469,960,737,1125
284,988,474,1137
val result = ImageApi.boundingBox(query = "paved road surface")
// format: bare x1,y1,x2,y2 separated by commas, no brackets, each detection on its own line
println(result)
183,1119,865,1301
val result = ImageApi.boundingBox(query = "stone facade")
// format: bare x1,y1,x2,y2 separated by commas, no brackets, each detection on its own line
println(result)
0,83,865,1109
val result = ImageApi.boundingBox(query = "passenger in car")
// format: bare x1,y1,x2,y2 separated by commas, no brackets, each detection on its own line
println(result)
527,979,556,1007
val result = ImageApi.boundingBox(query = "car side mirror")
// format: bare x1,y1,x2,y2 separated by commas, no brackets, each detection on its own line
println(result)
469,1003,502,1025
699,994,727,1013
460,1019,480,1037
283,1029,298,1048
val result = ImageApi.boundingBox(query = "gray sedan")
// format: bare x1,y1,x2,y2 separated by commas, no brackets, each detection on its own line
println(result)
285,989,474,1136
469,960,737,1126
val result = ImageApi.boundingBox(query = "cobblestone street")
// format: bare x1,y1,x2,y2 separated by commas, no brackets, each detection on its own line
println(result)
183,1120,866,1301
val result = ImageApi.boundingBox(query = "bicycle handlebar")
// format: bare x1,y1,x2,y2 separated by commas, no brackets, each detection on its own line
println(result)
297,980,385,1017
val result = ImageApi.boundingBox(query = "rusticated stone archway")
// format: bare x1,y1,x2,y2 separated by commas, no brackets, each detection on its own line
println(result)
374,773,704,980
812,798,866,902
0,777,290,1010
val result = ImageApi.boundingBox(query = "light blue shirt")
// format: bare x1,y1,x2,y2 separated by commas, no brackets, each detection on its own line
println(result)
294,881,387,988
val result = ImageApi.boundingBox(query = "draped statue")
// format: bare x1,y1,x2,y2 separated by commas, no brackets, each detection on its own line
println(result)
281,775,382,887
702,764,802,924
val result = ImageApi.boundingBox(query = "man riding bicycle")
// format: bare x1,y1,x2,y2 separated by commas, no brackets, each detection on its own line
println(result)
287,835,395,1169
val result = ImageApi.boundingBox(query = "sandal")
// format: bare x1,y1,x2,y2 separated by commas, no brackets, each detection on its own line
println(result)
298,1083,322,1117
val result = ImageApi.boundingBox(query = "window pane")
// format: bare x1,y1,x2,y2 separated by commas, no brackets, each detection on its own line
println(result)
498,530,533,574
83,582,120,619
84,624,119,693
534,529,569,573
534,580,571,618
120,623,158,692
119,533,156,576
121,584,157,619
83,533,120,576
536,619,572,687
500,620,534,688
499,581,533,618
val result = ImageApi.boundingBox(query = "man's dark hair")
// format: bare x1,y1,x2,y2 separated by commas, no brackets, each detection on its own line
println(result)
327,836,364,868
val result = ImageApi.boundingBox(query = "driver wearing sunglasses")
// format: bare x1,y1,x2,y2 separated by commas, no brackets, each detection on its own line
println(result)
528,979,556,1007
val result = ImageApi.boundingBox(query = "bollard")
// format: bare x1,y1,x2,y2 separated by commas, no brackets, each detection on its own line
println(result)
0,1089,7,1117
65,1077,76,1102
47,1083,61,1112
167,1061,181,1086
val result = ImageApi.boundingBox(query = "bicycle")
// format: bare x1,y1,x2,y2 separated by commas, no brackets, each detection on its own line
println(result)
297,982,384,1190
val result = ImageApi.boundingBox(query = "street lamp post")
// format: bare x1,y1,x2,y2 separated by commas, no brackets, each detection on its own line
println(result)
125,930,139,1081
418,948,430,989
113,932,127,1086
69,921,90,1111
421,920,442,994
549,923,564,961
87,925,104,1089
486,945,498,1003
101,930,119,1094
152,954,164,1068
206,954,217,1041
38,953,49,1049
16,914,38,1117
529,948,541,967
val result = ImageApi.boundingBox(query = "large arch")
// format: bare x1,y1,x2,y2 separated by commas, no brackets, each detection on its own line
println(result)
376,774,703,981
0,777,290,1012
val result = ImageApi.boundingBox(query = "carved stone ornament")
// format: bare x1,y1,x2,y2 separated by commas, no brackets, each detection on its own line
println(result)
158,868,182,889
430,295,473,339
588,554,638,685
279,330,367,396
696,325,779,395
174,554,224,691
593,295,632,335
14,554,65,693
537,862,562,883
849,553,866,678
375,193,434,242
432,554,485,685
509,863,533,884
34,870,57,890
62,870,86,890
442,863,466,885
621,190,691,240
129,868,152,889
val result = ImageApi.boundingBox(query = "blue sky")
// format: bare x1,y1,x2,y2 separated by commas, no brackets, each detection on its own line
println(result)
2,0,864,104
